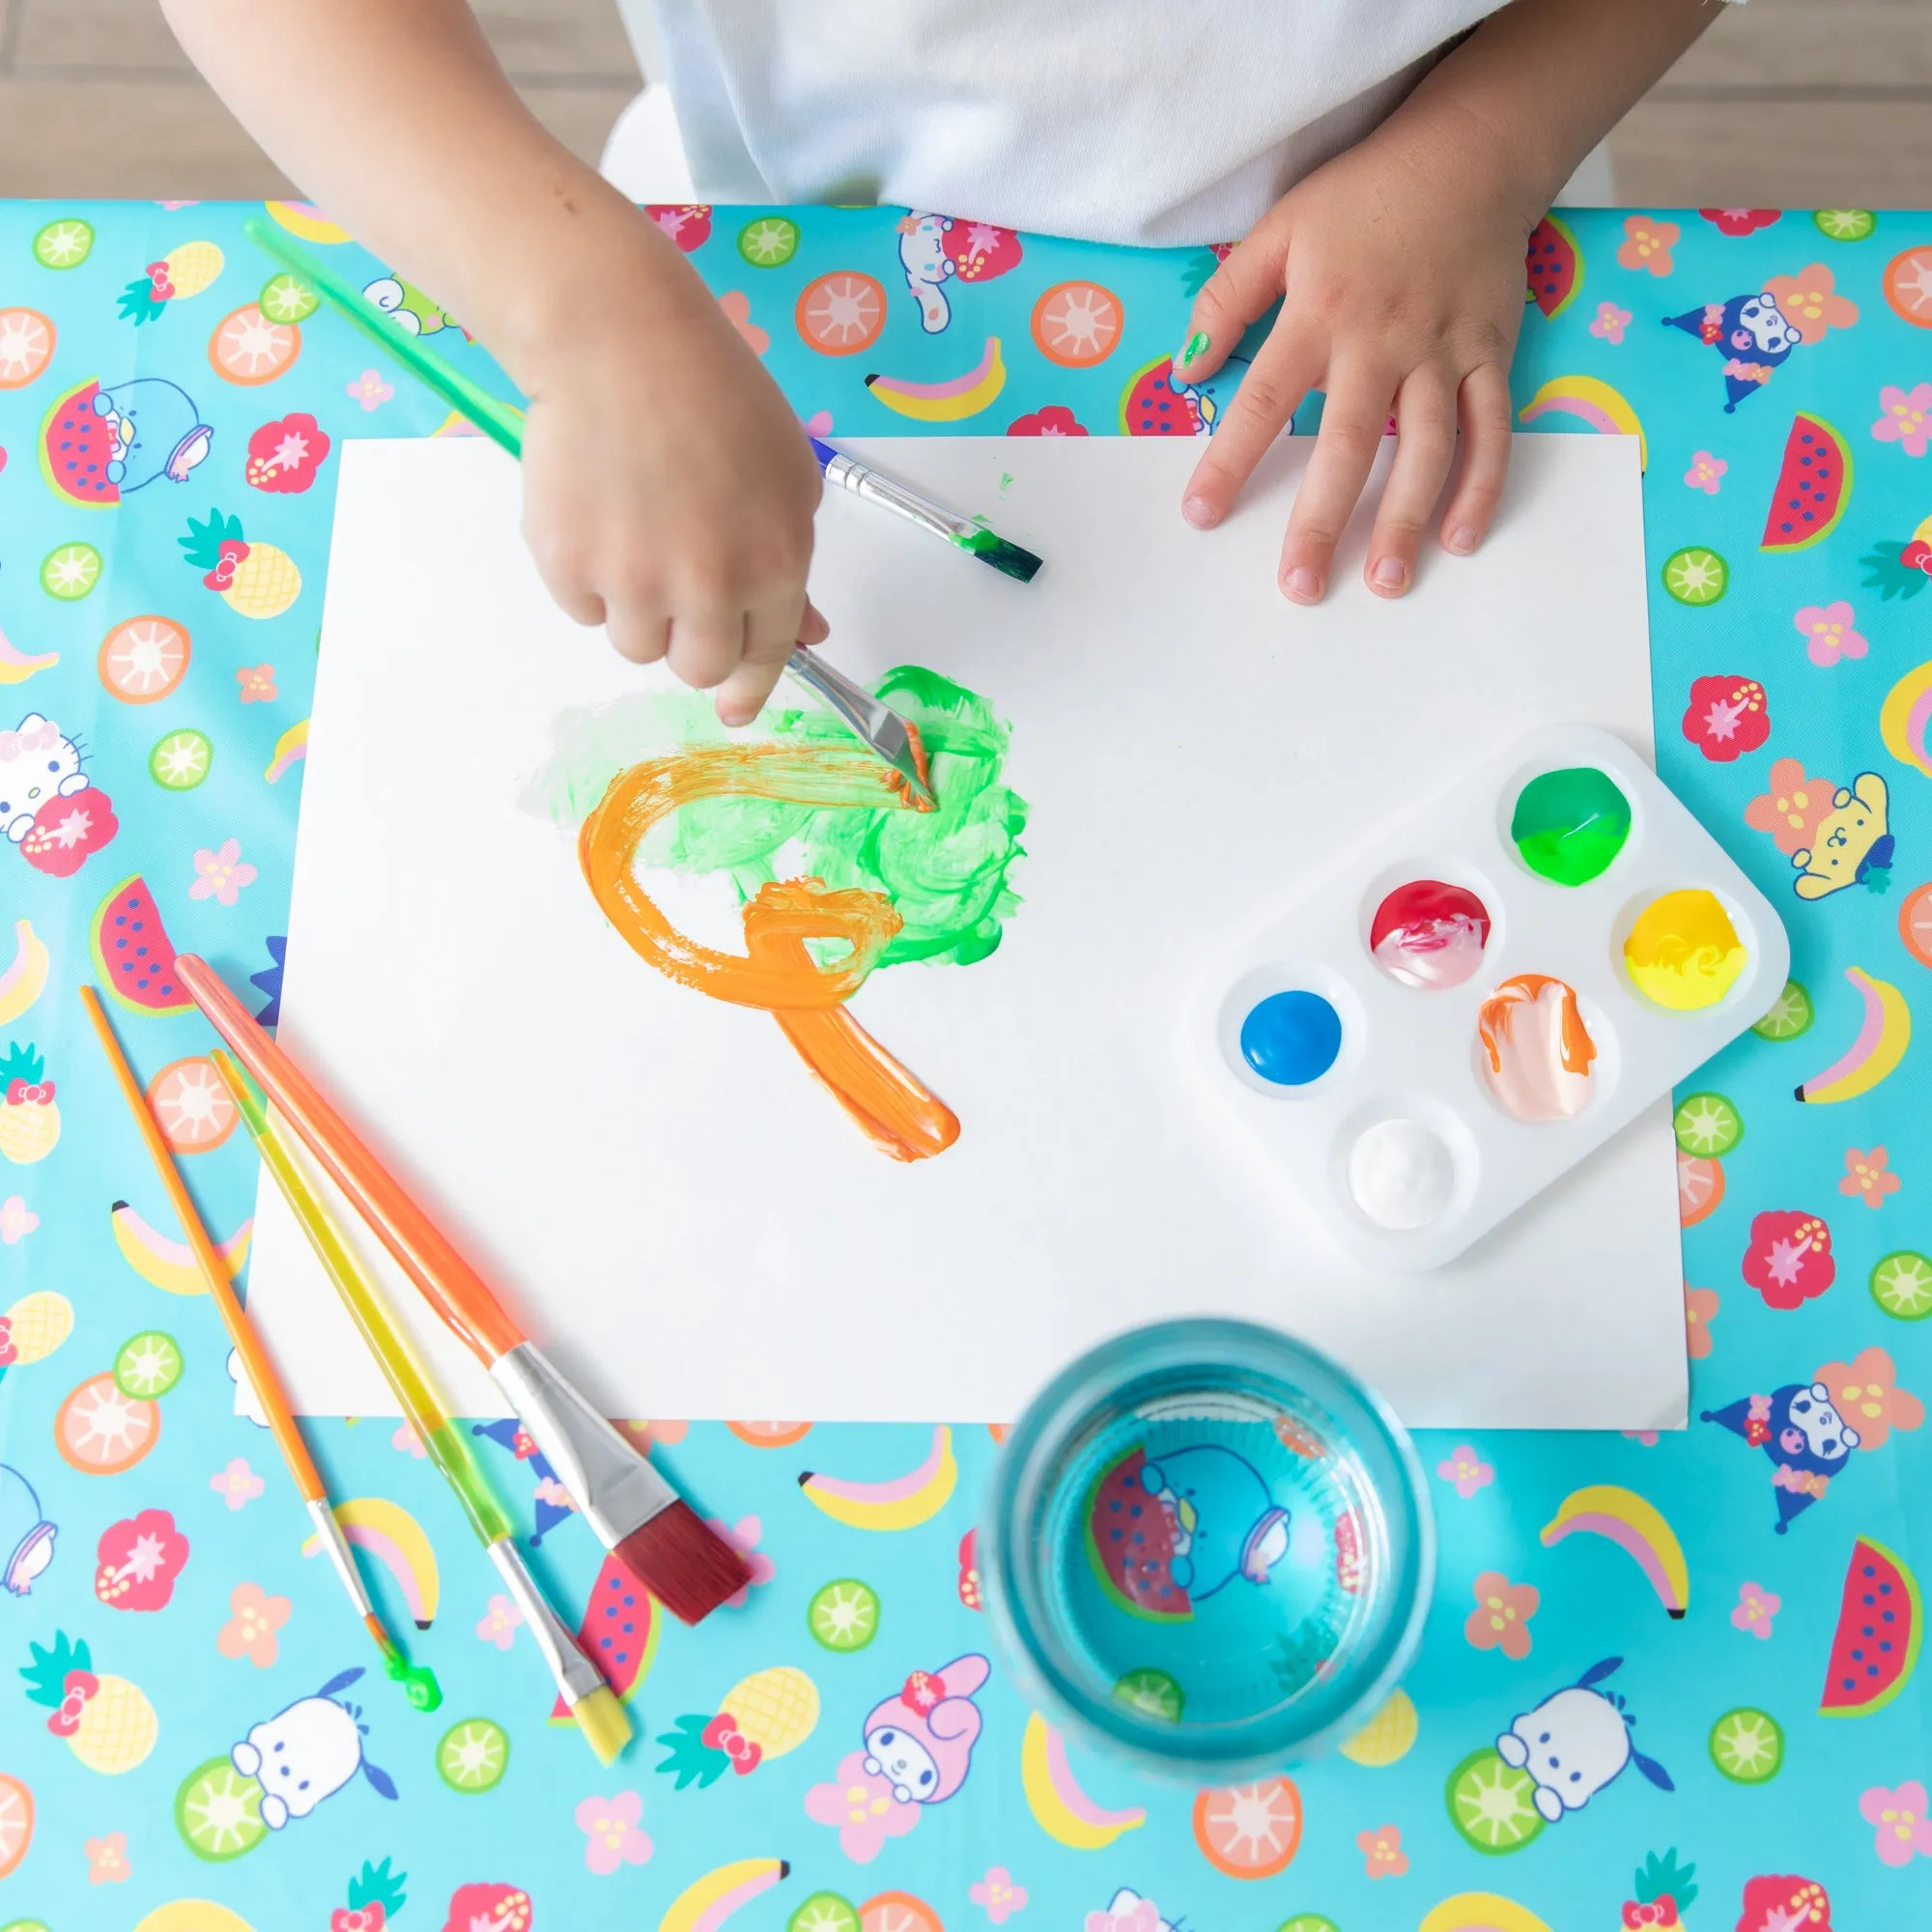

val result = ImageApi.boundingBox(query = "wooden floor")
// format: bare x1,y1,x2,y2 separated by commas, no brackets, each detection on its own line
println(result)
0,0,1925,209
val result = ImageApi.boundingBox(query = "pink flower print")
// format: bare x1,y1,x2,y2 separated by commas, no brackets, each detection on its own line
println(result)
475,1592,524,1651
619,1417,689,1455
209,1456,265,1511
801,410,833,438
805,1750,923,1862
1589,300,1633,345
85,1831,130,1885
1684,449,1727,495
391,1419,428,1458
1768,264,1860,343
1861,1781,1932,1866
1357,1824,1408,1878
1435,1444,1494,1499
574,1790,652,1874
0,1194,37,1244
1617,215,1679,277
1873,383,1932,458
1841,1145,1902,1209
1622,1429,1661,1447
1731,1579,1781,1638
971,1866,1028,1924
1745,756,1838,855
216,1580,291,1666
1686,1284,1719,1360
236,663,276,703
1813,1344,1924,1450
189,838,257,906
700,1514,774,1608
1464,1571,1539,1659
1794,599,1866,668
347,367,394,412
718,291,768,355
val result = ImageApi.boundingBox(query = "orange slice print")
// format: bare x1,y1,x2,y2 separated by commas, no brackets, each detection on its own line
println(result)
55,1371,160,1474
1193,1776,1303,1878
0,1773,31,1880
0,308,55,389
148,1056,239,1152
99,615,191,703
725,1420,813,1448
210,303,300,384
1031,281,1123,367
1677,1151,1724,1227
1884,245,1932,329
861,1894,944,1932
796,272,887,355
1900,880,1932,970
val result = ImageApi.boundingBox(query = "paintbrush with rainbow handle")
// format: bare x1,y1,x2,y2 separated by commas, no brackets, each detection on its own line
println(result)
176,955,751,1628
78,986,441,1709
241,215,935,809
211,1050,632,1763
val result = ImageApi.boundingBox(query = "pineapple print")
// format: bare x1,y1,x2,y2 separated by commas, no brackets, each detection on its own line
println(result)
1623,1847,1697,1926
0,1043,60,1164
180,507,300,619
657,1665,819,1787
21,1630,158,1774
117,241,225,324
0,1290,74,1378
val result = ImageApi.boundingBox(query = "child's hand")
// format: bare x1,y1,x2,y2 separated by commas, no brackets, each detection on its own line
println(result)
1174,119,1536,604
515,226,827,724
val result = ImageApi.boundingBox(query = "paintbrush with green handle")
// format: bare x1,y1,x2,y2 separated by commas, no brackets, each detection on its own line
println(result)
212,1048,634,1766
241,215,936,809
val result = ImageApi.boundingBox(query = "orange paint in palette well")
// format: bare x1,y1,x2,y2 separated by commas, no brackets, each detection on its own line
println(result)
1476,974,1600,1122
578,741,957,1160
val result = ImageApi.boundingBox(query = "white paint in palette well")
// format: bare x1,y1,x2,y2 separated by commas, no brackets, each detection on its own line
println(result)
244,431,1687,1430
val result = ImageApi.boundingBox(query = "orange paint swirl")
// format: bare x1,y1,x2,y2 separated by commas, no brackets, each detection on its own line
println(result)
579,742,959,1160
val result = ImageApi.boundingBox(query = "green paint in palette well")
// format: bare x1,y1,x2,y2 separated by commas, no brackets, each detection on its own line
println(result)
1510,767,1632,886
526,664,1028,968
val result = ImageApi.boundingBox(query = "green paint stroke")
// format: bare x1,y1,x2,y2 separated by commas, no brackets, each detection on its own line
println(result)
524,664,1028,969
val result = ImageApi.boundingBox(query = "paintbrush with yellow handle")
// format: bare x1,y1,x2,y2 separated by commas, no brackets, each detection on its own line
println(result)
211,1049,633,1764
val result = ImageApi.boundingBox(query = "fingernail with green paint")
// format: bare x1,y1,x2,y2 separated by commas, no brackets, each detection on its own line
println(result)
1177,329,1209,369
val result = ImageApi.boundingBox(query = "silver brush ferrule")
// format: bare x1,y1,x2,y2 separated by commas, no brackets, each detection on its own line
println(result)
486,1537,604,1708
822,452,971,545
306,1497,374,1616
489,1341,674,1551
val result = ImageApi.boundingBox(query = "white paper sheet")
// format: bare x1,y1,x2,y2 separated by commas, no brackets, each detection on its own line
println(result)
246,432,1687,1430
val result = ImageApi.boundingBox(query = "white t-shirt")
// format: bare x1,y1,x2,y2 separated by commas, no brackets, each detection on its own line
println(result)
617,1,1504,245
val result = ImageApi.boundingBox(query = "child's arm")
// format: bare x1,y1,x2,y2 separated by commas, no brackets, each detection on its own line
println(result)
1177,0,1726,603
160,0,824,723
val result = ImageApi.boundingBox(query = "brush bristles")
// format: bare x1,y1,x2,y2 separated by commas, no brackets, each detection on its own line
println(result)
970,535,1042,583
571,1685,633,1767
613,1500,753,1626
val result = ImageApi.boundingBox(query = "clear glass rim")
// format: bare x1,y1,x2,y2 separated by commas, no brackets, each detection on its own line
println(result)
981,1316,1435,1779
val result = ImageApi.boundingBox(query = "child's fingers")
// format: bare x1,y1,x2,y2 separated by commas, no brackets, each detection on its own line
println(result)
1364,373,1458,598
666,605,744,691
798,597,831,646
1440,361,1514,555
1180,324,1321,528
1277,368,1396,604
605,603,671,666
1174,222,1291,384
715,591,811,725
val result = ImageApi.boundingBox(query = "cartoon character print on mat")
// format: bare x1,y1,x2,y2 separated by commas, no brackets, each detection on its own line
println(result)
1791,773,1892,900
471,1417,578,1545
897,213,1023,330
1143,1444,1290,1601
363,275,458,337
230,1665,398,1828
1494,1657,1673,1823
0,1463,56,1596
41,374,213,506
864,1653,991,1804
1662,291,1804,412
1701,1379,1859,1531
1089,1889,1173,1932
0,714,89,842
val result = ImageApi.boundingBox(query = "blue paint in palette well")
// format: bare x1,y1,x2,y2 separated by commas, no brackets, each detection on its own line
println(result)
1240,989,1342,1085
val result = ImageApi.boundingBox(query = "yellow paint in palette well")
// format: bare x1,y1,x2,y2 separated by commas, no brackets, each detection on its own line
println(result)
1624,889,1747,1010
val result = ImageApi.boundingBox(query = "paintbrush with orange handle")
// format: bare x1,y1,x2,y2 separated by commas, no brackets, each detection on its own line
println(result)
172,954,751,1626
78,985,441,1707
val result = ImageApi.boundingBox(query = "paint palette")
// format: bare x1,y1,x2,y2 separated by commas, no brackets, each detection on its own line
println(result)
1196,725,1789,1271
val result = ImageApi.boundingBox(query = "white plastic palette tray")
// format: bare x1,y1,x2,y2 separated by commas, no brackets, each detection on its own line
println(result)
1195,724,1790,1271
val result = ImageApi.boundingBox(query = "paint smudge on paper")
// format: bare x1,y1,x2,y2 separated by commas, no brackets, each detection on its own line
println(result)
529,668,1027,1160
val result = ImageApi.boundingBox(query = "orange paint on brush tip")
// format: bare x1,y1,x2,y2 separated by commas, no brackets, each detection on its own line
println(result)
580,742,957,1159
903,720,938,813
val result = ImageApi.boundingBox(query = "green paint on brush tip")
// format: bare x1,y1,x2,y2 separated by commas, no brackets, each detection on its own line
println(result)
952,521,1042,583
526,665,1028,969
386,1655,443,1711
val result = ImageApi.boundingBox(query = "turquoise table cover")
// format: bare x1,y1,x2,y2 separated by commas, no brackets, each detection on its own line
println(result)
1,198,1929,1932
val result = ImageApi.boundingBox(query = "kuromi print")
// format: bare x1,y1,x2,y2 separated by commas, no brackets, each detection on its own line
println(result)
1702,1380,1861,1531
1663,291,1804,411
